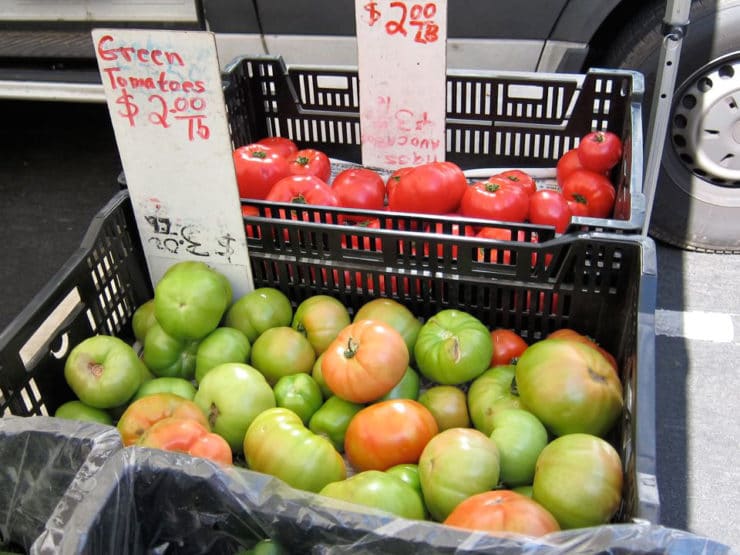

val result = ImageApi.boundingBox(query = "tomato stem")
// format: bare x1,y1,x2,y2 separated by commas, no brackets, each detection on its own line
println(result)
343,337,359,358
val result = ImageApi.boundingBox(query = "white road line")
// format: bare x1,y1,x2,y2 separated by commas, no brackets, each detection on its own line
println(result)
655,309,735,343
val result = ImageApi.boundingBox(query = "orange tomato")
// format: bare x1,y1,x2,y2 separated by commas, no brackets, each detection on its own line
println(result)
344,399,439,472
321,319,409,403
444,490,560,537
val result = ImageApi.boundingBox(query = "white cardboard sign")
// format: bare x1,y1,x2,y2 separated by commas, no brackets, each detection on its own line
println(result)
92,28,252,298
355,0,447,169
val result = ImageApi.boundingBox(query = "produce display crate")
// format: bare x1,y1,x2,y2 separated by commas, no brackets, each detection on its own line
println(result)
222,55,646,233
0,416,121,552
0,189,660,547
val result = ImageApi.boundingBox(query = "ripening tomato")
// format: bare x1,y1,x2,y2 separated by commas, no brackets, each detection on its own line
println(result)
117,392,209,447
547,328,619,375
387,161,468,214
137,416,233,466
493,170,537,196
515,339,623,437
256,136,298,159
344,399,439,471
561,169,616,219
577,130,623,173
321,319,409,403
444,490,560,537
459,179,529,222
490,328,528,366
288,148,332,182
233,143,291,200
331,167,386,220
527,189,572,234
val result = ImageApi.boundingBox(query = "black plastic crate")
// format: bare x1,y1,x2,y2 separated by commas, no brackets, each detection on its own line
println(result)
222,55,645,233
0,189,659,532
0,416,121,552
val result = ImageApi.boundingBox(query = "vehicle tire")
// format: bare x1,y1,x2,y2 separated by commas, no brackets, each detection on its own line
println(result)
601,0,740,252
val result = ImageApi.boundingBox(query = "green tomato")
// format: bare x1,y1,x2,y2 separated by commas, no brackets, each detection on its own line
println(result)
319,470,426,520
194,362,276,454
54,400,113,425
418,427,500,522
131,299,157,344
417,385,470,430
385,463,422,495
133,377,197,401
142,323,199,380
533,433,623,529
244,408,346,493
273,373,324,424
291,295,350,356
311,353,333,399
225,287,293,343
489,408,549,487
250,326,315,385
64,335,145,409
513,484,534,498
379,366,420,401
414,309,492,385
467,365,527,436
195,326,251,384
308,395,364,452
154,261,232,341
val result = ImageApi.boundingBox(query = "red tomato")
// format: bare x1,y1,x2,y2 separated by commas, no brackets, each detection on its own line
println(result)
444,490,560,537
266,175,338,207
344,399,439,472
341,218,382,250
577,131,623,173
256,136,299,159
423,218,476,258
490,328,528,366
233,143,291,200
561,169,616,219
385,166,413,199
475,227,514,265
387,161,467,215
555,148,584,188
493,170,537,196
288,148,332,182
241,204,261,239
459,179,529,223
528,189,572,234
331,168,386,220
567,197,590,217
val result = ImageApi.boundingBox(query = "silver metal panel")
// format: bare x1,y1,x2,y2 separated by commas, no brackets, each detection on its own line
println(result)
0,0,199,23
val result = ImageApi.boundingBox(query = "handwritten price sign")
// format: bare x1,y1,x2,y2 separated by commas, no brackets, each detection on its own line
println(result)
93,29,253,297
355,0,447,169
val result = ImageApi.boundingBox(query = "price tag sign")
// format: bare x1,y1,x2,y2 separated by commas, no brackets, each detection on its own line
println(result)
92,28,252,298
355,1,447,169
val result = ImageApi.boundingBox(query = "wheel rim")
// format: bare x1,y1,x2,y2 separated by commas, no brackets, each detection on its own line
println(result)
670,52,740,191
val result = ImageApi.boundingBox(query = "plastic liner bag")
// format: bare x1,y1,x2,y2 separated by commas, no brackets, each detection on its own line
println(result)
32,447,736,555
0,415,122,551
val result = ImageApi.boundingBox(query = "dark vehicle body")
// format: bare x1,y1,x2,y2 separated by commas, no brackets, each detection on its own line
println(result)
1,0,738,252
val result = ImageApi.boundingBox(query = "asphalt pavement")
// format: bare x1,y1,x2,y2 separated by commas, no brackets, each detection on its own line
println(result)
1,99,738,552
